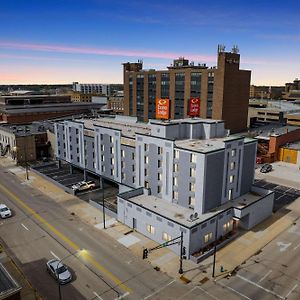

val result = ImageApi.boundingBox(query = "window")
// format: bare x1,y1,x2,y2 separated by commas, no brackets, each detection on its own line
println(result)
144,181,149,188
204,232,213,243
230,161,235,170
132,176,135,183
173,177,178,186
121,150,125,157
162,232,172,242
101,155,105,162
111,158,115,165
190,182,195,192
132,152,135,160
146,224,155,234
100,134,103,140
158,147,163,155
157,185,162,194
231,149,236,157
189,196,195,207
122,172,126,180
174,150,179,159
132,165,135,171
111,169,115,176
110,136,114,143
144,156,149,164
158,173,162,180
158,160,162,168
102,165,105,172
110,147,115,154
144,144,149,152
190,167,196,177
144,168,148,176
228,189,233,200
121,161,124,168
173,163,179,172
173,191,178,200
191,153,197,163
229,175,234,183
101,144,104,152
223,221,231,232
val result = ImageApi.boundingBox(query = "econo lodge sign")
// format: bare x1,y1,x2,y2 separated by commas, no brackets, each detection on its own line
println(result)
156,98,170,119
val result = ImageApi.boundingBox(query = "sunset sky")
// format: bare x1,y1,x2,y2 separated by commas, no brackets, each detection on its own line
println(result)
0,0,299,85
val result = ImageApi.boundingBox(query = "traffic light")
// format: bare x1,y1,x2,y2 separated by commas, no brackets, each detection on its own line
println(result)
143,248,148,259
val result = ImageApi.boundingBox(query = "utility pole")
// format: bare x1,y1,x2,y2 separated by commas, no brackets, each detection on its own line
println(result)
179,231,184,274
101,176,106,229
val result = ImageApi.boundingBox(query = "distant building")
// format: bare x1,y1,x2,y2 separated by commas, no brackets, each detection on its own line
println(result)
108,95,124,114
249,85,284,100
72,82,123,97
0,94,105,124
123,45,251,133
283,78,300,101
54,115,273,261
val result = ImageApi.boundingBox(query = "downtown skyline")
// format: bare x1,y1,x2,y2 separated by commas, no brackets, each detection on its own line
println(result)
1,0,300,85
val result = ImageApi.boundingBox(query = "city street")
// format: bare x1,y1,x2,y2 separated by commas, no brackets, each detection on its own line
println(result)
217,218,300,299
0,163,237,300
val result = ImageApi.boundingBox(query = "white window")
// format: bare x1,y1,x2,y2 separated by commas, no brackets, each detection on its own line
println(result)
162,232,172,242
145,181,149,188
144,144,149,152
191,153,197,163
111,169,115,176
101,155,105,162
157,185,162,194
173,163,179,172
121,150,125,157
145,156,149,164
158,173,162,181
146,224,155,234
190,182,195,192
174,149,179,159
228,189,233,200
223,221,231,232
189,196,195,207
111,147,115,154
111,158,115,165
158,147,163,155
173,177,178,186
110,136,114,143
230,161,235,170
173,191,178,200
231,149,236,157
190,167,196,177
122,172,125,180
204,232,213,243
229,175,234,183
102,165,105,172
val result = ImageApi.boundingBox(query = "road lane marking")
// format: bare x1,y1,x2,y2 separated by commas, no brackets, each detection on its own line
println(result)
218,281,252,300
258,270,272,283
0,182,131,294
236,274,285,299
293,243,300,250
93,291,104,300
176,287,197,300
115,291,130,299
143,279,176,300
197,287,221,300
277,242,291,252
21,223,29,231
285,284,298,298
50,251,60,260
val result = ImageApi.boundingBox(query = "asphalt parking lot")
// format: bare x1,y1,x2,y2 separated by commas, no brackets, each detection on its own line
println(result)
254,179,300,212
34,162,118,212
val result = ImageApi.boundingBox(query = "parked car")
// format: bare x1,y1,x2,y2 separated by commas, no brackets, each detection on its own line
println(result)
72,181,96,192
46,259,72,284
0,204,12,219
260,164,273,173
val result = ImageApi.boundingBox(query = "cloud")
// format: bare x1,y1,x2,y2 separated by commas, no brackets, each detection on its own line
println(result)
0,41,216,62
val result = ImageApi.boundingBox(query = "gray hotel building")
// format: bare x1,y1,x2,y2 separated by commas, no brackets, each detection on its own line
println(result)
54,116,273,261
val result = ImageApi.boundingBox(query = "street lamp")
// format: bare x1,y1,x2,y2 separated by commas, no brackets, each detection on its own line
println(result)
56,249,87,300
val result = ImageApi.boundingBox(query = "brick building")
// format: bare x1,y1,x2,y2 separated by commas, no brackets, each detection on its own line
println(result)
123,46,251,133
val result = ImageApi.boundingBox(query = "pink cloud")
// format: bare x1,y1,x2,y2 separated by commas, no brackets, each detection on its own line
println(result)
0,41,216,62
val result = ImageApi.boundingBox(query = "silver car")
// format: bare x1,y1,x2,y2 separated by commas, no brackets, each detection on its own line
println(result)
0,204,12,219
46,259,72,284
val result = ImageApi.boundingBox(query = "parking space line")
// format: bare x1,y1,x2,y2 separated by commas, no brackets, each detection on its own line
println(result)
258,270,272,283
93,291,104,300
197,287,221,300
143,279,176,300
218,281,252,300
50,251,60,260
115,292,130,299
176,286,197,300
285,284,298,298
236,274,285,299
21,223,29,231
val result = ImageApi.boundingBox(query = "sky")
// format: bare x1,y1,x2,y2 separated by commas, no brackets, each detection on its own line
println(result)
0,0,300,85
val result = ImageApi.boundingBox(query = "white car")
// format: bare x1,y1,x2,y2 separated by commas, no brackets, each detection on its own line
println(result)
0,204,12,218
71,181,96,192
46,259,72,284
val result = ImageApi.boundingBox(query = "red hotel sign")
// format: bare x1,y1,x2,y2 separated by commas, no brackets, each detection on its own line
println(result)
156,98,170,119
188,98,201,116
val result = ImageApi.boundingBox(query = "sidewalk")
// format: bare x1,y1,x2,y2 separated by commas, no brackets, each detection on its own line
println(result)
2,156,300,284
